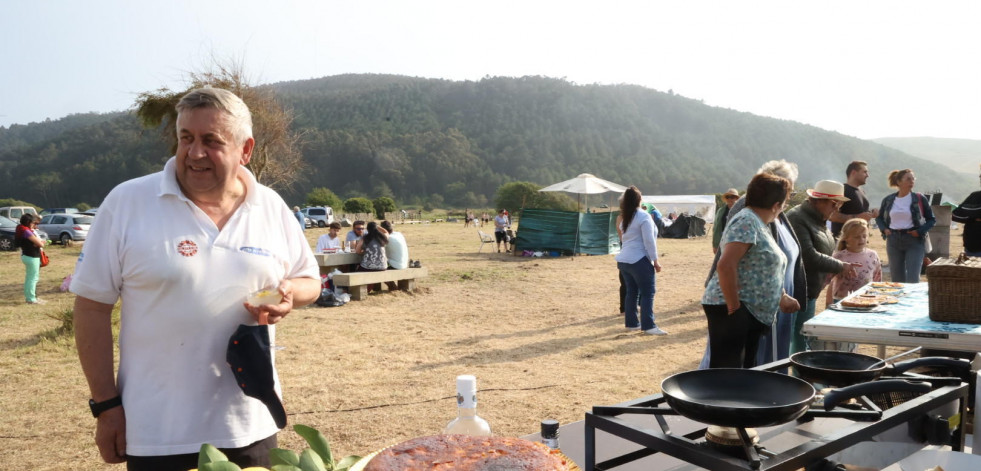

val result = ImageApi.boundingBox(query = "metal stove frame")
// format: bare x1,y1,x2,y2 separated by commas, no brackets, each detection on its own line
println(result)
584,358,968,471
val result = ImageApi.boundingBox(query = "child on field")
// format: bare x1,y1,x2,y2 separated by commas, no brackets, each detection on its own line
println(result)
821,219,882,351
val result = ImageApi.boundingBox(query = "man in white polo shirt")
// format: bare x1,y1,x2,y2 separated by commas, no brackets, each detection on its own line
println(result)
71,88,320,470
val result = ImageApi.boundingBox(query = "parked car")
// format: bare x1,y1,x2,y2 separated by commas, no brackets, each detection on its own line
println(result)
40,207,79,216
39,213,93,244
300,206,334,227
0,206,38,221
0,215,49,251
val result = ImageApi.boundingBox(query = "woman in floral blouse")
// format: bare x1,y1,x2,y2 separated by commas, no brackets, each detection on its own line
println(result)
702,173,800,368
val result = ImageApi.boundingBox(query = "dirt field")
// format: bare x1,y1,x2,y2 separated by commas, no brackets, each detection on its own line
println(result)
0,219,964,469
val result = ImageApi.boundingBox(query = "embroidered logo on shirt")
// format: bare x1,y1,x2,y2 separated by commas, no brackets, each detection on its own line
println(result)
240,246,272,257
177,240,198,257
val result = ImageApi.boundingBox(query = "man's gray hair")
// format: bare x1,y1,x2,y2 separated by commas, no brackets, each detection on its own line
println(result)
757,159,799,185
176,87,253,144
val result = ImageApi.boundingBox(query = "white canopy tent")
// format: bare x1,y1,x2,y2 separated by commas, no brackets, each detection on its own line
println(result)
539,173,628,211
641,195,717,223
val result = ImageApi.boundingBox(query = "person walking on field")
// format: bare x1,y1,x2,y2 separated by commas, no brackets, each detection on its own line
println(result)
712,188,740,254
829,160,879,239
616,186,667,336
71,88,321,470
875,168,936,283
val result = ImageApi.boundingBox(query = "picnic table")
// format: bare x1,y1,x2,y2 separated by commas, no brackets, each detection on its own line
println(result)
315,251,361,275
315,251,428,301
802,282,981,355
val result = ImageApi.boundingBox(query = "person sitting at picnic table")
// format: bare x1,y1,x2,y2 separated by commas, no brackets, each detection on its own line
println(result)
380,220,408,270
358,221,389,293
702,172,799,368
346,220,365,251
315,222,343,252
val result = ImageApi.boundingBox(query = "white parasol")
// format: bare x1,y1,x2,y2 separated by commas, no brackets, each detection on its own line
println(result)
539,173,628,196
539,173,628,255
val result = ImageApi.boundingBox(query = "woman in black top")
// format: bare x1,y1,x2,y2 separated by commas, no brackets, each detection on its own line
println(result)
15,214,46,304
952,167,981,256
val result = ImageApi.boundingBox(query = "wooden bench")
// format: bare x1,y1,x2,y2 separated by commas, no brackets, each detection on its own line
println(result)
332,267,428,301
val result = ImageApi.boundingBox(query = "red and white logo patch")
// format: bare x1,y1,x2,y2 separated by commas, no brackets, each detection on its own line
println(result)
177,240,198,257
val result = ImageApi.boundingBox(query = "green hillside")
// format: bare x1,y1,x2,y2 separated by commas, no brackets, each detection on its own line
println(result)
1,74,977,209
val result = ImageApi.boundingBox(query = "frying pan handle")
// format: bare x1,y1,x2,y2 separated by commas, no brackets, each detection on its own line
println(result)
823,379,931,411
888,357,971,378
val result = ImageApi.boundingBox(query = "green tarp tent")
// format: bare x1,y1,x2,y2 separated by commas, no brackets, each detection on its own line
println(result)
513,209,620,255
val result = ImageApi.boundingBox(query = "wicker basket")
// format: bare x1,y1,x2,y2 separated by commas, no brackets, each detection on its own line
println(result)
926,253,981,324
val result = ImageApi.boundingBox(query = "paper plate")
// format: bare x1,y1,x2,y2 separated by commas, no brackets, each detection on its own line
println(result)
348,445,580,471
829,303,888,313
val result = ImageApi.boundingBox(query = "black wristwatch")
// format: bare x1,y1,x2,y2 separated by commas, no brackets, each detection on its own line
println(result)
89,396,123,418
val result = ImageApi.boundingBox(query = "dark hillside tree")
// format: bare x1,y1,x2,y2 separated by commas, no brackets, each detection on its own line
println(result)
373,196,396,219
134,61,305,192
306,187,343,209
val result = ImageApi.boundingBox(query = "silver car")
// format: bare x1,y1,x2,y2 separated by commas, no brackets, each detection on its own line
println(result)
0,215,49,251
39,213,93,244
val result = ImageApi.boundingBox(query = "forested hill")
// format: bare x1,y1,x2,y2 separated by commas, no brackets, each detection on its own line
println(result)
1,74,976,209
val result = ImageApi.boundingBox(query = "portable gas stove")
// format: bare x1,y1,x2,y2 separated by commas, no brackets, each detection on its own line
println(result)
585,358,969,471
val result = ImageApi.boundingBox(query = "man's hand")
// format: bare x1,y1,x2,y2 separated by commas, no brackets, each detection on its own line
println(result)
96,406,126,463
244,279,295,325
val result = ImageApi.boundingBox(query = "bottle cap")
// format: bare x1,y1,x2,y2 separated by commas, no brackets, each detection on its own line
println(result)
541,419,559,437
456,375,476,394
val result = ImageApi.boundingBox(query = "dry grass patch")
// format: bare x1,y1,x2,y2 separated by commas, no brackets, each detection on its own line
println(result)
0,221,965,469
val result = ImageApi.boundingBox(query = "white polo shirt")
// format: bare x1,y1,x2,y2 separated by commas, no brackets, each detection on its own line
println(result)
71,157,318,456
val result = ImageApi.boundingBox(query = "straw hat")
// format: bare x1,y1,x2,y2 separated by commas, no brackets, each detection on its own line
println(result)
805,180,850,202
722,188,740,198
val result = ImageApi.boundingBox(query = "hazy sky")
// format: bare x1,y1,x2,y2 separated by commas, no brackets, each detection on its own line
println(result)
3,0,979,140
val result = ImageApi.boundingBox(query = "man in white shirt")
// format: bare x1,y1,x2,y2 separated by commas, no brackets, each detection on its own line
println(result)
380,220,409,269
315,222,343,252
72,88,320,470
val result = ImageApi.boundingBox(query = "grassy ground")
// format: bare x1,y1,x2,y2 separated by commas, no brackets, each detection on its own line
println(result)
0,220,964,470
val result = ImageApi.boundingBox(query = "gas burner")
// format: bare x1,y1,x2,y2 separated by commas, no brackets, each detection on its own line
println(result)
705,425,759,447
585,357,970,471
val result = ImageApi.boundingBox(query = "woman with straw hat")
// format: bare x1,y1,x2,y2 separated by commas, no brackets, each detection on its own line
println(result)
786,180,860,354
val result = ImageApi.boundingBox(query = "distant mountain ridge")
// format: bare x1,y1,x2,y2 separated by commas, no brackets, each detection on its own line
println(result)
1,74,978,208
872,137,980,175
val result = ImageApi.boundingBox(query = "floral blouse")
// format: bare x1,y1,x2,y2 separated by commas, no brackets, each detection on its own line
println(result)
703,209,787,326
360,239,388,270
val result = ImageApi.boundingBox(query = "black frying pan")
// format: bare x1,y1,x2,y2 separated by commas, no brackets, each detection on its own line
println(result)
790,350,885,386
661,369,815,428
